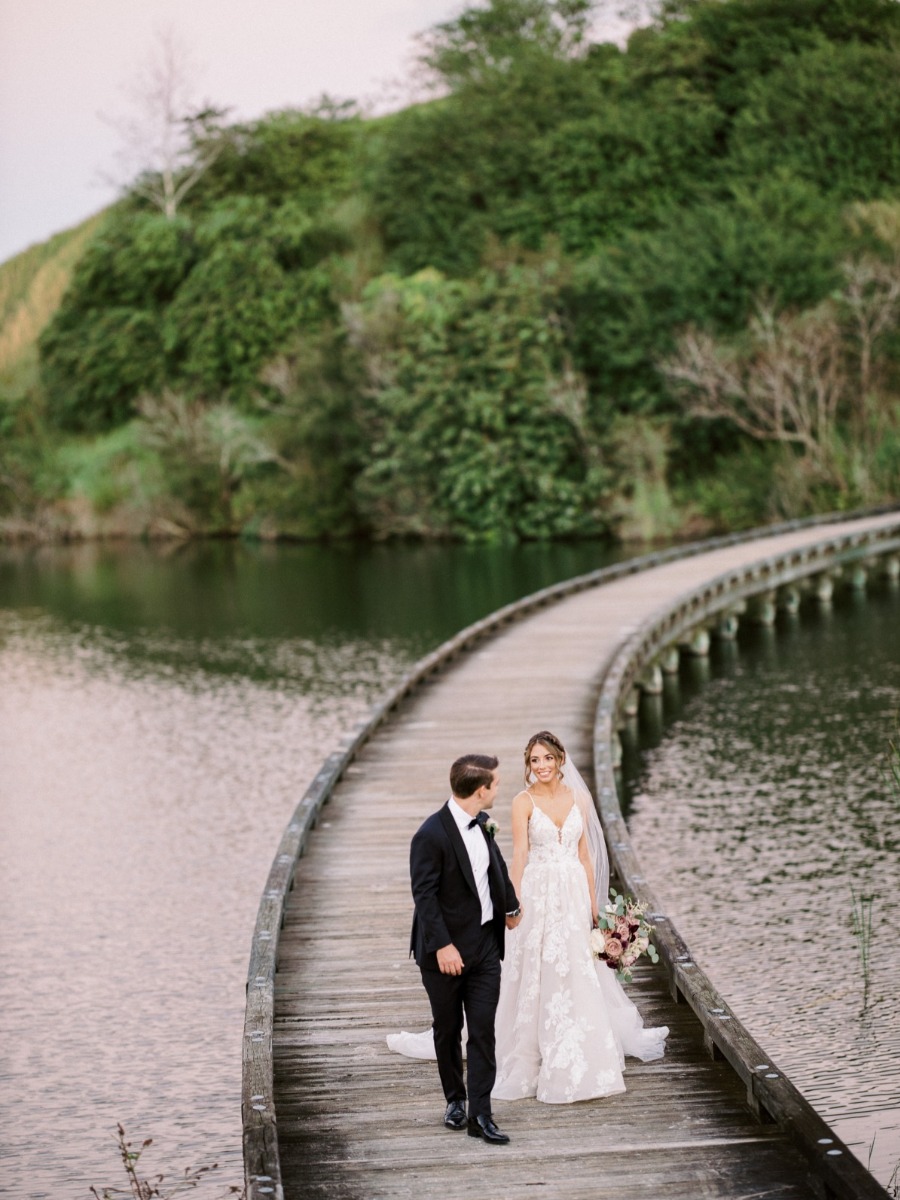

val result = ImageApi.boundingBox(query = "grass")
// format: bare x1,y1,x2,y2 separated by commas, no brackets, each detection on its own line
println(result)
89,1123,244,1200
0,212,106,392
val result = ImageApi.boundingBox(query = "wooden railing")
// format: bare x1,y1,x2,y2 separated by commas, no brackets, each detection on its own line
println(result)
591,523,900,1200
243,506,899,1200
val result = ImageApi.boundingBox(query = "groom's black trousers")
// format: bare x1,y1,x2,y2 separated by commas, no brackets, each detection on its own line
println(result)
419,922,501,1118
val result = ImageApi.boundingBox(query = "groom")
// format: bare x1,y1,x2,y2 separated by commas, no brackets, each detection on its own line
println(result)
409,753,522,1144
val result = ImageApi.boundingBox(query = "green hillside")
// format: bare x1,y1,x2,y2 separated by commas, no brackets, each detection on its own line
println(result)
3,0,899,542
0,214,107,392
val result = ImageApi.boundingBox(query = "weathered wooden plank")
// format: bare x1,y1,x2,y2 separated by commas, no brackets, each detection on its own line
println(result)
253,511,900,1200
589,531,900,1199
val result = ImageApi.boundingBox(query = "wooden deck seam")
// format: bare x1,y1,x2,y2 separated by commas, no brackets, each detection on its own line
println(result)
245,509,899,1200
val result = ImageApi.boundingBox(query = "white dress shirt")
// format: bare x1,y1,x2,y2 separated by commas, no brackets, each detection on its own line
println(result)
447,797,494,925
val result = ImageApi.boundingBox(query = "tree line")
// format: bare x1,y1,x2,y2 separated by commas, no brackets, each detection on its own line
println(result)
4,0,900,541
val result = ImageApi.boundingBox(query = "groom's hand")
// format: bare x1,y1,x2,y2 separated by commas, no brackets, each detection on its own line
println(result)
506,907,523,930
436,944,464,975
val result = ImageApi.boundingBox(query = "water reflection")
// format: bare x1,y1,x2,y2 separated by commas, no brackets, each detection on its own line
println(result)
625,584,900,1185
0,537,623,1198
0,538,627,650
0,615,401,1198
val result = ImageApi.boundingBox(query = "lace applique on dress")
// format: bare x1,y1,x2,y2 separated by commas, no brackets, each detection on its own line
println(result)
387,798,668,1099
492,804,667,1103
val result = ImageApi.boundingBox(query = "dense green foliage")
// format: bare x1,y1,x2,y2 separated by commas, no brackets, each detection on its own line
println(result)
38,189,348,430
350,262,607,539
5,0,900,539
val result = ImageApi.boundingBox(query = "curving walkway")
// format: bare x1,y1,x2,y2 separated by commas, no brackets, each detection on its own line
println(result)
265,512,899,1200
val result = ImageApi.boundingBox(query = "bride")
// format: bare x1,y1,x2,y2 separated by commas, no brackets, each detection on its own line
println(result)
388,730,668,1103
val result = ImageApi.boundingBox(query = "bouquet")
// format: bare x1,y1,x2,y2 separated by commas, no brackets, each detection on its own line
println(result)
590,890,659,983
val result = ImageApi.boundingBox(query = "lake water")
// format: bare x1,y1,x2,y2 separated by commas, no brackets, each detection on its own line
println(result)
623,581,900,1189
2,540,897,1195
0,538,623,1199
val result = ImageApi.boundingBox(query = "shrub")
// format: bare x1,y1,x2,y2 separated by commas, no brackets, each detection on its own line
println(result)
349,260,610,540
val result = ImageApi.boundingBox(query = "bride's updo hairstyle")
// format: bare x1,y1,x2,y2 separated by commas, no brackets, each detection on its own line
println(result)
523,730,566,785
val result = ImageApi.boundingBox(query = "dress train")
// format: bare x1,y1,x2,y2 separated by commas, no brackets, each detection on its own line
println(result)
388,803,667,1101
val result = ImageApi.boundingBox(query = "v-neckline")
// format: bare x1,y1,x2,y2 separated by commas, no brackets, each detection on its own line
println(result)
533,802,576,834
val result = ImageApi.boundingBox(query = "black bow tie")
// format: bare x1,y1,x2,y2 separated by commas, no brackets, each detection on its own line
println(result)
467,815,484,829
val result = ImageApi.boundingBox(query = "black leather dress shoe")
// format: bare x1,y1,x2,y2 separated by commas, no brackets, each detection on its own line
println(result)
444,1100,467,1130
467,1114,510,1144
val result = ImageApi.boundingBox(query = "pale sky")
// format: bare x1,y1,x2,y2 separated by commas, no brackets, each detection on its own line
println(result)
0,0,633,265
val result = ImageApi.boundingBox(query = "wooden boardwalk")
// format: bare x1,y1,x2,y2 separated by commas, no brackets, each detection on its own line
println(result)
270,513,899,1200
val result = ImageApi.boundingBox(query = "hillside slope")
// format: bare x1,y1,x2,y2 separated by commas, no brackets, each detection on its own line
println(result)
0,213,107,392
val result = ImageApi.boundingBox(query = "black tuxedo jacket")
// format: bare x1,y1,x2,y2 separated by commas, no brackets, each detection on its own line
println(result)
409,802,519,971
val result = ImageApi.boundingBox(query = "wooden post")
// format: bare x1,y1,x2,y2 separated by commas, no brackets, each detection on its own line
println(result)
811,571,835,602
639,662,663,694
714,611,740,639
610,732,623,769
778,585,801,614
640,691,664,742
680,626,710,656
660,645,680,674
748,590,777,624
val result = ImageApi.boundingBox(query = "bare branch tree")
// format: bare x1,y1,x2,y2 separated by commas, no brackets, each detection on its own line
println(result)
101,28,227,219
663,300,846,476
839,257,900,400
664,245,900,478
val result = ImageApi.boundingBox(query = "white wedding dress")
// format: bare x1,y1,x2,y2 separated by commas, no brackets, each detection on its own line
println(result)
388,797,668,1103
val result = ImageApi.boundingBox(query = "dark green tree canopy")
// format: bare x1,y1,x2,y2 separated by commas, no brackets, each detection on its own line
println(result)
420,0,597,88
28,0,900,537
185,106,362,213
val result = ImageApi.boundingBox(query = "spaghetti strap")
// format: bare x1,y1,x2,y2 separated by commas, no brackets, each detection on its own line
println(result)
523,790,536,810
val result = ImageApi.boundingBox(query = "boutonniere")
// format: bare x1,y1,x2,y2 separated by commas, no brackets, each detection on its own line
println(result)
484,817,499,839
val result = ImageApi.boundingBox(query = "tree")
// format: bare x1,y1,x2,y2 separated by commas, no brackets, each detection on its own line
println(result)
102,28,227,219
251,328,366,538
728,41,900,202
419,0,598,90
160,199,338,397
137,390,275,530
39,211,194,430
347,260,610,540
185,106,362,214
839,258,900,402
664,302,846,478
663,253,900,485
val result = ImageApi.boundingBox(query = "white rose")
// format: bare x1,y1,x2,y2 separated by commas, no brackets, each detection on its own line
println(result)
590,928,607,956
